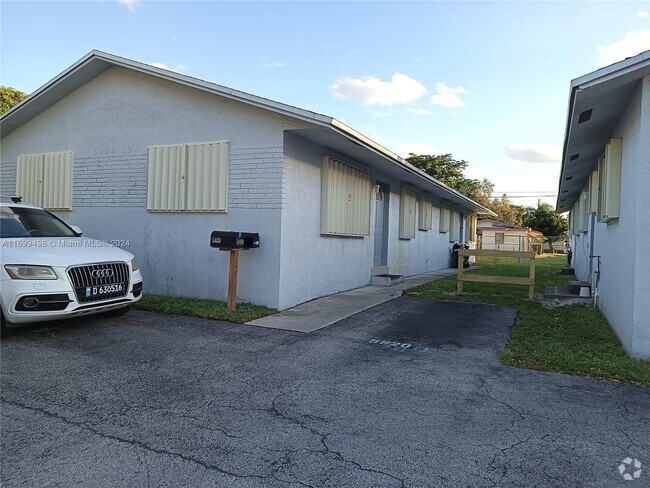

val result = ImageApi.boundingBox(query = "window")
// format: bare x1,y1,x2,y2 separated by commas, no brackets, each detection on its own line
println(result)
399,187,416,239
597,138,622,223
468,214,477,242
16,151,73,210
573,191,585,234
321,155,371,236
147,141,229,212
589,168,599,215
439,204,450,233
450,210,460,242
418,196,432,231
580,189,589,233
495,232,505,244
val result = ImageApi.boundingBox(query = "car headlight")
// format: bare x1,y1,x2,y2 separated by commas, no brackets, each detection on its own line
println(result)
131,259,139,271
4,265,58,280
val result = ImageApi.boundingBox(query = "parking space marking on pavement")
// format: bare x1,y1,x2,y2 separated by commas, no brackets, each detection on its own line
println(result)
367,338,430,353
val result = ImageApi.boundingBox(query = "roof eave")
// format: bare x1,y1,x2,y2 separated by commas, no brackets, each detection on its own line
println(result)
556,50,650,212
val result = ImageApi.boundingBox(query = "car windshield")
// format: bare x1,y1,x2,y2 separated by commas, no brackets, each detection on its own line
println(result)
0,206,78,238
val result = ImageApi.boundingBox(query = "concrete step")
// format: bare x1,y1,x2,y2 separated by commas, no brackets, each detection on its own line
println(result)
569,281,591,296
370,274,404,287
371,266,389,276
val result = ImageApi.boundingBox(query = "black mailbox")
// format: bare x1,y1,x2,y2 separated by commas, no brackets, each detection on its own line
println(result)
210,231,260,250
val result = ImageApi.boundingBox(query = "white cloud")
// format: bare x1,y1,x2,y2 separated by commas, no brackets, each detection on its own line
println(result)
148,62,184,73
263,61,284,68
405,107,430,115
596,30,650,66
465,164,559,208
636,11,648,18
369,109,393,117
504,144,561,163
330,73,426,106
430,82,468,108
396,143,441,158
118,0,142,12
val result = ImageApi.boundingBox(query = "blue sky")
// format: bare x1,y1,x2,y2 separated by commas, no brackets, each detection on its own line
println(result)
2,1,649,207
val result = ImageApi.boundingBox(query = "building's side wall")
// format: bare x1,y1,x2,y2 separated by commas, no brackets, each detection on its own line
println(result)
278,132,461,309
573,77,649,358
631,75,650,358
0,66,311,308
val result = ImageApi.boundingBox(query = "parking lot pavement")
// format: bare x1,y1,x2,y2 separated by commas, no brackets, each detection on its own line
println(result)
2,298,649,487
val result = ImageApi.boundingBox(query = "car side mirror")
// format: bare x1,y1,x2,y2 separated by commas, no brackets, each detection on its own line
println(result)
70,225,83,236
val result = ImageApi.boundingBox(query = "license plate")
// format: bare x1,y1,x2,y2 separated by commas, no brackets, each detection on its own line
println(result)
85,283,125,298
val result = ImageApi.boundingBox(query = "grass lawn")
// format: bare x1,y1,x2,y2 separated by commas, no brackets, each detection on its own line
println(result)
135,295,277,324
405,254,650,387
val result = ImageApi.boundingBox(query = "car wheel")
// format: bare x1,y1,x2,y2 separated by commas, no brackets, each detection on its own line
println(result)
103,306,132,318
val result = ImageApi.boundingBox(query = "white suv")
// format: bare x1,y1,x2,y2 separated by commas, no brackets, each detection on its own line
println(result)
1,198,143,334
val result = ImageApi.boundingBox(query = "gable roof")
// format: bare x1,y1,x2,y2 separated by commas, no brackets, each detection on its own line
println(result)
556,49,650,213
1,50,493,215
477,219,528,231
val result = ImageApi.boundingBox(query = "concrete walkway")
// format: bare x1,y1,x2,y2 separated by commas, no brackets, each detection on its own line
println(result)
246,267,463,333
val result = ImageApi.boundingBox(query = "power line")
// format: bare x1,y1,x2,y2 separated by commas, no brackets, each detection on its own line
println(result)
490,193,557,196
492,191,557,194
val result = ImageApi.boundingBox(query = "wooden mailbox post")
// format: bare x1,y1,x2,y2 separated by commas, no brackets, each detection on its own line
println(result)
457,249,536,300
210,231,260,311
227,249,240,311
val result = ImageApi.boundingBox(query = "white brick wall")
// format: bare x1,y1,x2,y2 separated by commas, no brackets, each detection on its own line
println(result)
228,146,285,209
0,163,16,196
74,154,148,207
1,145,286,209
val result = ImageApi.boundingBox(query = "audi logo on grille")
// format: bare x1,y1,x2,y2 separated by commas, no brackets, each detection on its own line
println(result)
91,269,114,278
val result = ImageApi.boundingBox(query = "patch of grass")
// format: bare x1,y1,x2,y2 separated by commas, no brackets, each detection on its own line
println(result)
135,294,277,324
405,255,650,387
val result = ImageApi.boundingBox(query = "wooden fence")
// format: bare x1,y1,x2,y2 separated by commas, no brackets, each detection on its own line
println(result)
457,249,536,300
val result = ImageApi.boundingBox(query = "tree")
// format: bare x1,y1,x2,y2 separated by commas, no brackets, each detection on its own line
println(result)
488,194,526,227
523,202,568,252
405,153,494,205
405,153,531,228
1,86,28,114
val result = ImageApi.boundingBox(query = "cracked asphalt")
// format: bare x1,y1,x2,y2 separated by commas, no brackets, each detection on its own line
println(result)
1,297,649,487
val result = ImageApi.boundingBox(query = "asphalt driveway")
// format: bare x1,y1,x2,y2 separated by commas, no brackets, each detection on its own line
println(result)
1,298,649,487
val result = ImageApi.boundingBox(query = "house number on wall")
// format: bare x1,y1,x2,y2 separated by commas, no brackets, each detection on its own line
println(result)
93,145,132,156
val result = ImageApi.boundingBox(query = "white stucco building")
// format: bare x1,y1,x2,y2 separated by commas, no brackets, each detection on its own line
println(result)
0,51,491,310
557,50,650,359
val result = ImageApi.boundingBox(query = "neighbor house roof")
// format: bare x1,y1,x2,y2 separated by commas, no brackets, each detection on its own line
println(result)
476,219,528,230
556,49,650,213
0,50,494,215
